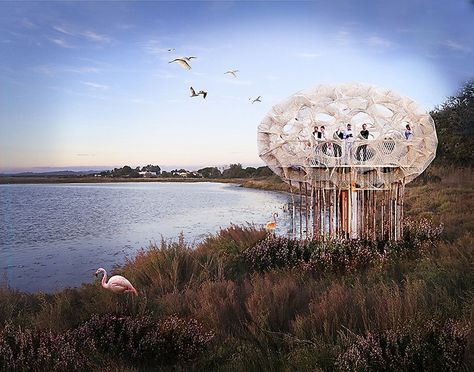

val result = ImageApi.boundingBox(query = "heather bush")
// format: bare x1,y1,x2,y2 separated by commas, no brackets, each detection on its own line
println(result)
336,319,471,371
72,313,214,367
0,322,89,371
403,217,444,249
244,219,443,275
244,237,385,274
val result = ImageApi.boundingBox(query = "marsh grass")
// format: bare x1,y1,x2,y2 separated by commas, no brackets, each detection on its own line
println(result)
0,169,472,370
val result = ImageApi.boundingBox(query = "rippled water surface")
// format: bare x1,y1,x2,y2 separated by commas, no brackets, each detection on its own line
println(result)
0,182,290,292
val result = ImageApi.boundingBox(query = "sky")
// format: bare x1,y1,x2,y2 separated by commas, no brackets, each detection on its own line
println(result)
0,0,473,173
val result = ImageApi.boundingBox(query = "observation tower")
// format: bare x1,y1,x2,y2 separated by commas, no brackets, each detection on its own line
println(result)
257,83,437,240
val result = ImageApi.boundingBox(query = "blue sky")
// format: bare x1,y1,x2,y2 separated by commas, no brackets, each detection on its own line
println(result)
0,0,473,172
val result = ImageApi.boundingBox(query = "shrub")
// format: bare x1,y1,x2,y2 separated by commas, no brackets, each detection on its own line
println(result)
243,219,443,275
403,217,444,248
72,313,214,367
336,319,471,371
0,322,89,371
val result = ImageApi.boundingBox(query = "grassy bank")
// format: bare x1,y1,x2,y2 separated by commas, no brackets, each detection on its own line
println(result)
0,168,472,371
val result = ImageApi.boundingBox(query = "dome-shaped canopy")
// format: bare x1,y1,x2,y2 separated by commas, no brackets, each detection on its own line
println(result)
257,83,437,189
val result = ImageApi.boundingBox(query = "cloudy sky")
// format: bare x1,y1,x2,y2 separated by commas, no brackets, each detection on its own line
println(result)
0,0,473,172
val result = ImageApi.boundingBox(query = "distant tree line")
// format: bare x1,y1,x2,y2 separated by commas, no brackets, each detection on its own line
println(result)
198,164,274,179
431,79,474,167
100,164,161,178
98,164,275,179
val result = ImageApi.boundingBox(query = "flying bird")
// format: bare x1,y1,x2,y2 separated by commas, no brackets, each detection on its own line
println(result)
190,87,207,99
95,268,138,295
169,58,192,70
251,96,262,104
190,86,199,97
224,69,239,78
167,48,175,52
265,212,278,231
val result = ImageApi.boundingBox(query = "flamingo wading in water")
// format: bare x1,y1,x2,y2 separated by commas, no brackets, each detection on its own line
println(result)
265,212,278,231
95,268,138,295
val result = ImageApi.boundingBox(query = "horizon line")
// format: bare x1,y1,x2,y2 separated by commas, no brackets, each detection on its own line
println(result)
0,162,268,174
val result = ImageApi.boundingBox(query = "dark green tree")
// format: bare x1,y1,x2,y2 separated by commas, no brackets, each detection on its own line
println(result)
254,166,274,177
111,165,139,178
222,163,247,178
141,164,161,174
197,167,222,178
431,79,474,166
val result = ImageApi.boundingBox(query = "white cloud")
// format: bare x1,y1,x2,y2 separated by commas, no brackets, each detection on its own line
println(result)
442,40,471,53
367,36,394,48
82,30,111,43
53,25,111,44
53,25,75,36
33,64,100,75
21,18,38,29
49,37,74,48
141,39,169,55
66,66,100,74
82,81,109,90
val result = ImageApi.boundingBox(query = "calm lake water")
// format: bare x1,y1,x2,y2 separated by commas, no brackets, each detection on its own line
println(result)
0,182,291,292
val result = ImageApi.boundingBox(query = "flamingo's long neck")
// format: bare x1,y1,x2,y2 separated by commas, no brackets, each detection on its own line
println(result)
101,271,109,289
273,214,277,223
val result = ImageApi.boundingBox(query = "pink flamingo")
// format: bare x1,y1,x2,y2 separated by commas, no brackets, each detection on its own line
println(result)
265,212,278,231
95,268,138,295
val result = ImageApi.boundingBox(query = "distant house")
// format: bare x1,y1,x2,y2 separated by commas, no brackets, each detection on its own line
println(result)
138,171,158,178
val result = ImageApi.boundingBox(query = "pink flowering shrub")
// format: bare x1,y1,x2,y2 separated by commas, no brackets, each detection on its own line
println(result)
0,322,89,371
244,219,443,274
336,319,470,371
72,313,214,367
403,217,444,247
0,313,214,370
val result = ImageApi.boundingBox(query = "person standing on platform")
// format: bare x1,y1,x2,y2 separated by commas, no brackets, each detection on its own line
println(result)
343,123,354,164
357,123,370,161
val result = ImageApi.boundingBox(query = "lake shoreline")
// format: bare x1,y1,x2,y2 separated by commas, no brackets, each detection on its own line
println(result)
0,175,292,192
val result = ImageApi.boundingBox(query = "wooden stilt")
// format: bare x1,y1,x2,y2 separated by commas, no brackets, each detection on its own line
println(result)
305,182,308,240
299,182,303,239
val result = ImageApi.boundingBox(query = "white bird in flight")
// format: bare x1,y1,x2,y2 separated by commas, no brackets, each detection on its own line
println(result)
169,57,192,70
167,48,175,52
224,69,239,78
251,96,262,104
95,268,138,295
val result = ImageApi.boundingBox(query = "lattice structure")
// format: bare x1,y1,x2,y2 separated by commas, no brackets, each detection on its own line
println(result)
257,83,437,240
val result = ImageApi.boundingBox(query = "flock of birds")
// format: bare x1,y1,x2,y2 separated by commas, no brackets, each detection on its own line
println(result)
167,50,262,103
95,211,278,297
